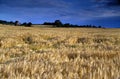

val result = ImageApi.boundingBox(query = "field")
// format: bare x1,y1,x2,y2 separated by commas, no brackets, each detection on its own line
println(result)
0,24,120,79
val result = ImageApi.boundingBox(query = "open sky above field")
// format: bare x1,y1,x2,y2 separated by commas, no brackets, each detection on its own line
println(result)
0,0,120,28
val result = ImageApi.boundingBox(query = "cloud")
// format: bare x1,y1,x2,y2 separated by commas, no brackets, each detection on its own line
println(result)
0,0,70,8
107,0,120,6
59,7,120,21
0,0,120,26
82,0,120,20
93,0,120,7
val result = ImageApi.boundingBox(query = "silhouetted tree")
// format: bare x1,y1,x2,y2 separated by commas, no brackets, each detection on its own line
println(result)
9,21,14,25
54,20,63,27
26,22,32,27
0,20,7,24
21,22,27,26
92,25,97,28
98,26,102,28
43,22,54,25
64,23,70,27
15,21,20,26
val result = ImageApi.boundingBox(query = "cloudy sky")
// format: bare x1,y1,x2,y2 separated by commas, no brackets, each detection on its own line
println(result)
0,0,120,27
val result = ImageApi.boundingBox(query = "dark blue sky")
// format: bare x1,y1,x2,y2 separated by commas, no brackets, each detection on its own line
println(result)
0,0,120,27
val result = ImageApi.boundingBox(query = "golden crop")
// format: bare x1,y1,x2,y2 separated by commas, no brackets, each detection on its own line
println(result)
0,24,120,79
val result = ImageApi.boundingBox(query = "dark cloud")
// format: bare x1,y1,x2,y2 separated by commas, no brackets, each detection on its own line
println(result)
107,0,120,6
94,0,120,6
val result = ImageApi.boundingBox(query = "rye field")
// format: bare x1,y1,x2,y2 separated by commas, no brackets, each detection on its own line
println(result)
0,24,120,79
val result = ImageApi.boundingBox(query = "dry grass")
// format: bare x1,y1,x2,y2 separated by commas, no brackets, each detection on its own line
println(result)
0,24,120,79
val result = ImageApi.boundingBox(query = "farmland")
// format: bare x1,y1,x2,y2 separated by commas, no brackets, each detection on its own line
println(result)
0,24,120,79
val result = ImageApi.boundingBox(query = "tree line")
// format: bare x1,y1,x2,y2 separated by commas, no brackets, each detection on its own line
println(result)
0,19,103,28
43,20,103,28
0,20,32,27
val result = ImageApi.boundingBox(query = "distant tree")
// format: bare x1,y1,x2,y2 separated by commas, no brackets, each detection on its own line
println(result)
54,20,63,27
43,22,49,25
64,23,70,27
21,22,27,26
15,21,20,26
0,20,7,24
9,21,14,25
90,25,93,28
98,26,102,28
43,22,54,25
26,22,32,27
92,25,97,28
